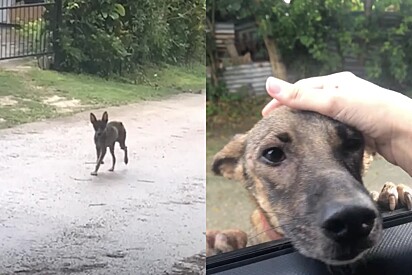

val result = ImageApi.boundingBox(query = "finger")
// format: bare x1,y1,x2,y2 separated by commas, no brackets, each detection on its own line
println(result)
294,76,329,89
262,98,282,117
266,77,293,97
294,72,356,89
266,76,341,117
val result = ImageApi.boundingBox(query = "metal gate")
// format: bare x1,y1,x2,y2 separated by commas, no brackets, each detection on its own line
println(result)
0,0,60,61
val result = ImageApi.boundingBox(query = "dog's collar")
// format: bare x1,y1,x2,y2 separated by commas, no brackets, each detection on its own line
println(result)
259,210,284,241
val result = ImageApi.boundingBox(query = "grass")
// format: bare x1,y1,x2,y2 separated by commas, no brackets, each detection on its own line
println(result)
206,95,269,230
206,94,270,180
142,63,205,91
0,63,205,128
207,95,270,135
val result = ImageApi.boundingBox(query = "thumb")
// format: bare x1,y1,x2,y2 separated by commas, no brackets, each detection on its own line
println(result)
265,77,340,117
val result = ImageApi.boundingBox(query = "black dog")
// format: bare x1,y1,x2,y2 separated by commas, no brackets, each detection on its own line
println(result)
90,111,128,176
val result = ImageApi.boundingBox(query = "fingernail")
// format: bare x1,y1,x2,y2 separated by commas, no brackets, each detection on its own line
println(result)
266,77,281,96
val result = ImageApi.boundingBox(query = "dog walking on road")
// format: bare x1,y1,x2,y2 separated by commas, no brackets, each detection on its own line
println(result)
90,111,128,176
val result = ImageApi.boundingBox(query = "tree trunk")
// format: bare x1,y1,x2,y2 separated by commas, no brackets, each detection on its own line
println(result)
206,43,219,86
364,0,374,17
206,15,219,87
359,0,374,73
263,36,287,80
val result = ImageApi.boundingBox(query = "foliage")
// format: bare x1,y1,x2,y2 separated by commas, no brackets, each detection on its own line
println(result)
208,0,412,93
46,0,205,77
206,93,270,131
17,18,50,53
206,79,228,103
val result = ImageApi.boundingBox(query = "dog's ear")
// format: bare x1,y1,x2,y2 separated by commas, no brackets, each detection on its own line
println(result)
90,113,97,124
212,133,247,181
102,111,108,123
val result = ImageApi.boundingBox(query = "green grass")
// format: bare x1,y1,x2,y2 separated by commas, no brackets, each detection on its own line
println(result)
207,95,269,134
0,64,205,128
143,63,205,90
206,95,270,180
206,95,268,231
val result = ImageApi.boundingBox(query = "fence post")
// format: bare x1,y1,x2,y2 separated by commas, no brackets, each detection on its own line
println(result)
53,0,62,70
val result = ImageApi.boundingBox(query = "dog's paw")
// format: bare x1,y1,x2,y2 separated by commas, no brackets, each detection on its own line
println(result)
108,168,114,172
397,184,412,210
206,229,248,257
370,182,412,211
90,171,98,176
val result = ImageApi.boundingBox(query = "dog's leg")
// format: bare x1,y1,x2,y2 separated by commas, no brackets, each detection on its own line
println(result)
206,229,248,256
91,147,107,176
96,146,104,164
123,146,128,165
119,139,128,165
108,144,116,172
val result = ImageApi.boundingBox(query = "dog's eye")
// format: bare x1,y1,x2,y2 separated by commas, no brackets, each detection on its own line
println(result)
262,147,286,165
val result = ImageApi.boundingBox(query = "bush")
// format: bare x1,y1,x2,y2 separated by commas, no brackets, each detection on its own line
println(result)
17,18,49,54
48,0,205,77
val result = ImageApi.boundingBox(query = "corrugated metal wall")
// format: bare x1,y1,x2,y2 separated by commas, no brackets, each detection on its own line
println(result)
221,62,272,95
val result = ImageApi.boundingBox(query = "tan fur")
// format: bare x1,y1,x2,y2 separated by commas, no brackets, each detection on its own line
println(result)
209,107,385,265
249,209,283,246
397,184,412,210
208,107,412,264
206,229,248,256
371,182,412,211
362,149,375,176
212,134,248,181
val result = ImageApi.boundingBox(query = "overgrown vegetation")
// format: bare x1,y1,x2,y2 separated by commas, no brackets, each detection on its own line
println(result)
45,0,205,77
17,19,47,53
207,0,412,103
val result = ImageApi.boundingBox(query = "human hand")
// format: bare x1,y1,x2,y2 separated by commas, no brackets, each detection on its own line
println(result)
262,72,412,175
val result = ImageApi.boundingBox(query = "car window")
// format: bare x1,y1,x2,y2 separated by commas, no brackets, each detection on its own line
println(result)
206,0,412,258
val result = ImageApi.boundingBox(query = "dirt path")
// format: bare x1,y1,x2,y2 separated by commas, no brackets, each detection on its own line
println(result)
0,93,206,274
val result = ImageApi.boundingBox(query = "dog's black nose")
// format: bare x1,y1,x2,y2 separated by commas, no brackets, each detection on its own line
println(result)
321,204,376,243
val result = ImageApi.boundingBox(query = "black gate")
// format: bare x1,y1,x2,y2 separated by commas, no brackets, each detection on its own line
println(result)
0,0,61,61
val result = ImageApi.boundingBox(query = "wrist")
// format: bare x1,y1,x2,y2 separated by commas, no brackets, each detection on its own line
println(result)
390,93,412,176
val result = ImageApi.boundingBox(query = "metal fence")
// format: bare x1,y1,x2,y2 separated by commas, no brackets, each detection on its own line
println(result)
0,0,60,61
221,62,273,95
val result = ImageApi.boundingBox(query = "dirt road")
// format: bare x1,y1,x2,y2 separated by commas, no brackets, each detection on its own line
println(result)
0,93,206,274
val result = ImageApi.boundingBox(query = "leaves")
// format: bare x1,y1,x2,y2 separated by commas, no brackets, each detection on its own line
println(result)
208,0,412,88
113,3,125,16
48,0,205,76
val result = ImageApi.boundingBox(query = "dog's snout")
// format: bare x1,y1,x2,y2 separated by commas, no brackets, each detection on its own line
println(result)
321,204,376,243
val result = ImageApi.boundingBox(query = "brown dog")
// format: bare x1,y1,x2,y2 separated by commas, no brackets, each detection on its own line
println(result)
90,111,128,176
207,106,412,265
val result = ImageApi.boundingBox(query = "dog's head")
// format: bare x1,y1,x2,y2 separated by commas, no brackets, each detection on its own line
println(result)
90,112,109,137
212,106,382,265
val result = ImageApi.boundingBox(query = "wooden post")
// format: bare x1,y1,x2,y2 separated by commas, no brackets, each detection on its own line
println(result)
263,35,287,80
